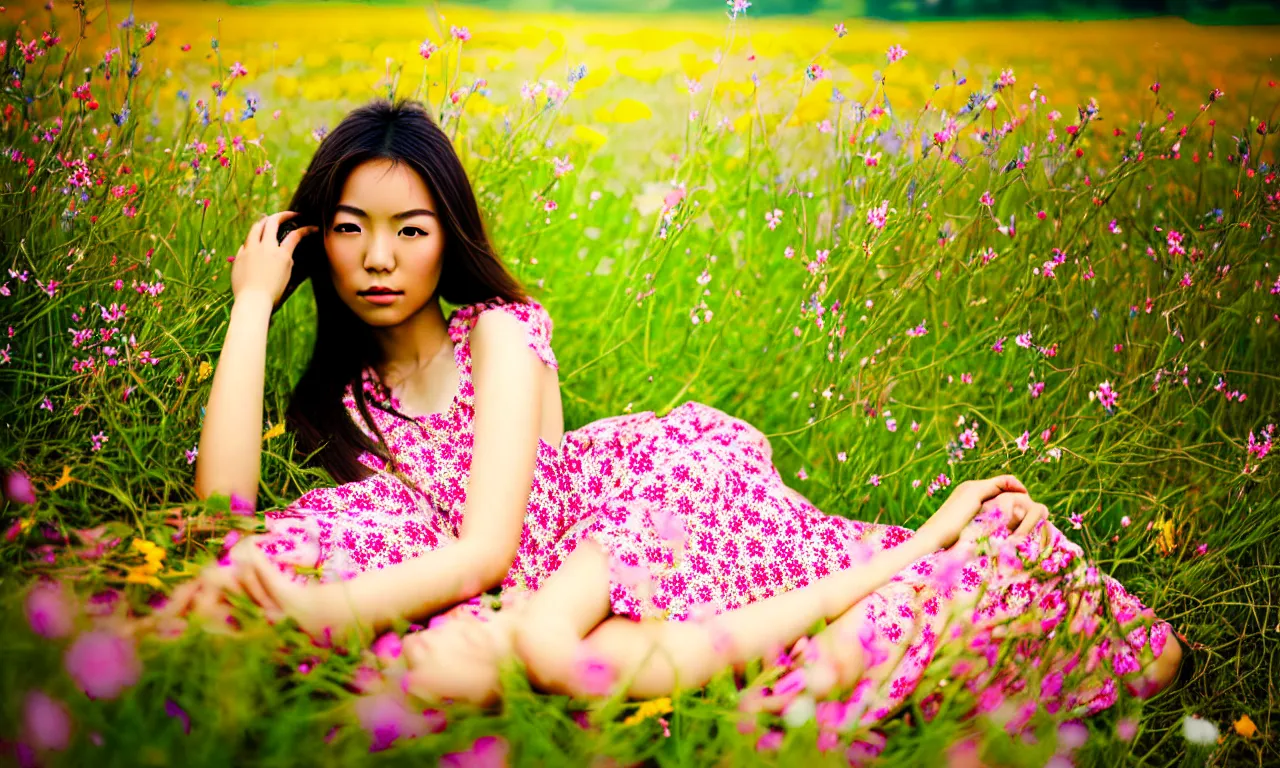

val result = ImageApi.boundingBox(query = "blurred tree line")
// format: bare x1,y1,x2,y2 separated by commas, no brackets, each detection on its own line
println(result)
441,0,1280,21
851,0,1279,21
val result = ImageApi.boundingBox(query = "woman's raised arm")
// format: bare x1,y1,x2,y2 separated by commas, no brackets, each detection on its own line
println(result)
193,291,274,509
194,212,317,509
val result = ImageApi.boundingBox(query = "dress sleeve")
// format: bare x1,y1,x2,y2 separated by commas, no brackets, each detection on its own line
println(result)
465,298,559,372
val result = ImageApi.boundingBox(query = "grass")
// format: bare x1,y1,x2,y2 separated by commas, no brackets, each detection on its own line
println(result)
1,1,1278,766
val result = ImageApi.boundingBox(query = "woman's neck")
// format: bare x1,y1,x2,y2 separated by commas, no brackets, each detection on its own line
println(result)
374,298,452,382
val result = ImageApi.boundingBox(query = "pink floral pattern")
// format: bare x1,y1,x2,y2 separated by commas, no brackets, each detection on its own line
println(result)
255,296,1172,722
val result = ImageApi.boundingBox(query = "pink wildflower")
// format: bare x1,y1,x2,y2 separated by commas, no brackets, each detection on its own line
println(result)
24,580,76,639
64,629,142,700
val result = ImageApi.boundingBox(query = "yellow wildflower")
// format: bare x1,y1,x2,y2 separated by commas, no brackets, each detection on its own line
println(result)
125,564,162,588
197,361,213,382
47,465,73,492
132,538,164,559
1234,715,1257,738
263,422,285,440
623,696,672,726
131,538,166,575
1154,518,1177,556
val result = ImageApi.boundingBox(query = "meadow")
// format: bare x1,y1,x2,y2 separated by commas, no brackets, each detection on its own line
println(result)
1,1,1278,765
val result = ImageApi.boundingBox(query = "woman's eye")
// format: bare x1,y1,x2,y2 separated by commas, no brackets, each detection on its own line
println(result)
332,224,426,237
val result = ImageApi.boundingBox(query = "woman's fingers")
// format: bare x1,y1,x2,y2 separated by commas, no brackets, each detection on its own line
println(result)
968,474,1027,504
159,579,204,619
1010,504,1049,544
244,546,291,622
237,566,283,621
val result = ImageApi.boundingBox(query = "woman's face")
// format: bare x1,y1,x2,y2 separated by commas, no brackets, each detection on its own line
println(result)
324,157,446,328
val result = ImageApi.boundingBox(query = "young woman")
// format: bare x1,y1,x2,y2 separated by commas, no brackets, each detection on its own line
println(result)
162,97,1180,723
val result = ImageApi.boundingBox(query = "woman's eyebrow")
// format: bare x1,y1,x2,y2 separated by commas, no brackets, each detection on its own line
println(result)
334,204,436,219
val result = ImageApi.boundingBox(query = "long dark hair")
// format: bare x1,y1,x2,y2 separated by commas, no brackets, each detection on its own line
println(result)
278,97,530,486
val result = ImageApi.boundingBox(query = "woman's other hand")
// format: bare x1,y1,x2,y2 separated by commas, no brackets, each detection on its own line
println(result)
230,211,319,309
954,491,1050,549
915,474,1028,551
151,536,349,643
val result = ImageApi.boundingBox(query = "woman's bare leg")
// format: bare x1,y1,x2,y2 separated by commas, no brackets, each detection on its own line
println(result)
510,539,615,694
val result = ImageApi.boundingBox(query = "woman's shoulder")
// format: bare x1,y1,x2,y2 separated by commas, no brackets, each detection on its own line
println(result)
449,296,557,369
450,295,551,327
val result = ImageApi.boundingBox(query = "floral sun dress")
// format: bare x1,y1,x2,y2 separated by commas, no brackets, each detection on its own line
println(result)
254,296,1174,726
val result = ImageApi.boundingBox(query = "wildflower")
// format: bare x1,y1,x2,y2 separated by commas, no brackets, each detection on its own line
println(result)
1181,715,1219,745
1234,715,1257,738
418,39,438,60
623,697,673,726
4,469,37,504
126,538,166,587
1015,331,1033,348
355,691,430,752
1016,431,1030,452
1096,381,1118,412
834,22,847,37
979,190,995,206
23,690,72,752
1116,717,1138,741
165,698,192,734
886,45,907,64
959,428,979,449
783,694,817,727
572,646,616,696
24,580,76,639
185,446,198,464
441,735,508,767
866,200,890,230
64,629,142,700
359,632,398,665
868,474,880,486
765,208,783,230
756,728,784,752
90,431,108,451
727,0,752,18
449,26,471,43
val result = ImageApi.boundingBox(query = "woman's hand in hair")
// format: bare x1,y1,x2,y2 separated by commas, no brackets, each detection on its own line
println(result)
230,211,319,309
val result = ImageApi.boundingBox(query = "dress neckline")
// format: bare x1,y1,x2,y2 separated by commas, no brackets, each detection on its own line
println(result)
363,308,468,423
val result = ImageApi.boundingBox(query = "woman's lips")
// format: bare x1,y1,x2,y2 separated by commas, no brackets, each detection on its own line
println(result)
360,292,402,305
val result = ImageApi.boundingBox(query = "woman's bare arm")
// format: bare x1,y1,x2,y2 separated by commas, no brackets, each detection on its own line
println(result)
193,292,274,508
325,539,509,637
520,534,938,700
